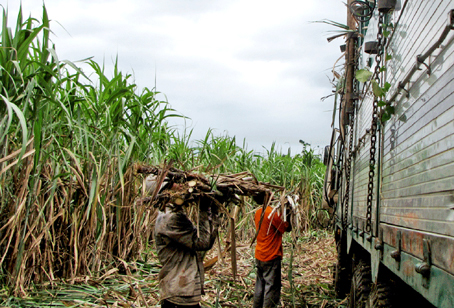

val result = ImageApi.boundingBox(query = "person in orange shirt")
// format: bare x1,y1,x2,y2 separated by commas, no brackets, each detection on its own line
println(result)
253,195,292,308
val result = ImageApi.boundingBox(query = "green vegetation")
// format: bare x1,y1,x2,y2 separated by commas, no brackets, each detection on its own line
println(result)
0,4,330,305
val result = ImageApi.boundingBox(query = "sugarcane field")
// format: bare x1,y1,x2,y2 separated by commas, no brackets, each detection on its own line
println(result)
3,1,454,308
0,142,341,308
0,3,343,306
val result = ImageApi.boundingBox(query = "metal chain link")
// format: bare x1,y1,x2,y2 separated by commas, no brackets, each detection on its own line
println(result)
366,11,385,233
343,113,355,229
342,43,360,229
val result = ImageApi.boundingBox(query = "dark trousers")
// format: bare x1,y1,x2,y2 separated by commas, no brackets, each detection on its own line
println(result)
161,299,200,308
253,257,282,308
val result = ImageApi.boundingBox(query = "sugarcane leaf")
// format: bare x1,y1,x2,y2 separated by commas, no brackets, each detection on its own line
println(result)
377,100,386,107
381,111,392,122
355,69,372,83
1,95,28,160
372,80,385,97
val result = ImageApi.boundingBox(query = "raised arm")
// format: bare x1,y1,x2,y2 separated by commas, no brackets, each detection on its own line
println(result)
157,209,216,251
270,209,290,234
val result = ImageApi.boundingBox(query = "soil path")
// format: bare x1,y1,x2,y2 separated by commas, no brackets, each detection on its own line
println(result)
202,233,347,307
2,233,347,307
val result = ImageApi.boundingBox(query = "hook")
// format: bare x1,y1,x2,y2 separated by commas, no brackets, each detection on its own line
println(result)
398,81,410,98
417,54,431,75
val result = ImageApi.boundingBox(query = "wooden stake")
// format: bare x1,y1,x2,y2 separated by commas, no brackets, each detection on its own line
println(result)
217,230,223,264
230,215,237,280
230,205,240,280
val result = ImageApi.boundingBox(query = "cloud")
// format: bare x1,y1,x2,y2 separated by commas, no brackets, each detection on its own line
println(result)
12,0,347,154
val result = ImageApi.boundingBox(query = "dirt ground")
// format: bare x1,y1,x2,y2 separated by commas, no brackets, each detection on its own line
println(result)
1,232,347,307
200,232,347,308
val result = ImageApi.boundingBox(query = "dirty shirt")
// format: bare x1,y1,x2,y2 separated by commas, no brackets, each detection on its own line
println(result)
155,204,216,305
254,206,290,262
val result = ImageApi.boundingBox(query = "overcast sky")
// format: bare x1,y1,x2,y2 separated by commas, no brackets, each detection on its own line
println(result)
5,0,347,155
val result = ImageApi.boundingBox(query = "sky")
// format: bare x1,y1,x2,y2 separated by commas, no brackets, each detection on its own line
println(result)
4,0,347,155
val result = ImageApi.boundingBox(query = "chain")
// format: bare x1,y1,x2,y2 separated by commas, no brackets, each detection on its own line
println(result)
342,40,360,229
342,112,355,229
365,11,385,233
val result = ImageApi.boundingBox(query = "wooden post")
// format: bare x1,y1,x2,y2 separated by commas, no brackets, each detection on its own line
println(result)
341,0,358,138
217,231,223,264
230,205,239,280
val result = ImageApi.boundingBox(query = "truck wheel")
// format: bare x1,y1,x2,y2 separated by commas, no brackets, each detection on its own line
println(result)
334,249,349,298
368,281,394,307
348,260,371,308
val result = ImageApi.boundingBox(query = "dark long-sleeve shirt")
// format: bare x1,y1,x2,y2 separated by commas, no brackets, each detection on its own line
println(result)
155,204,216,303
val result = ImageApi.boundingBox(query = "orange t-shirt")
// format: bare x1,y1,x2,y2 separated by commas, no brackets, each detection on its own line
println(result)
254,206,289,262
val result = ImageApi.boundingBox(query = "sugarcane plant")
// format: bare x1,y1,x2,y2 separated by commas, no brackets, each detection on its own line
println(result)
0,4,328,303
0,4,181,295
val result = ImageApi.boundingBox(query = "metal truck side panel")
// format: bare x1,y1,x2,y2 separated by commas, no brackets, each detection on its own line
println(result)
342,0,454,305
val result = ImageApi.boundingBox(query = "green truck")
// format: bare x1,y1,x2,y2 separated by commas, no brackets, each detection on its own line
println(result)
323,0,454,306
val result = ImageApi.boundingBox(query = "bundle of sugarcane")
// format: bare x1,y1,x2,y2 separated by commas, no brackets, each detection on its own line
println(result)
135,162,284,211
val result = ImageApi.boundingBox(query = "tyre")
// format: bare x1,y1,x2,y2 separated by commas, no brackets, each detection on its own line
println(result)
348,260,371,308
334,249,350,298
368,281,394,307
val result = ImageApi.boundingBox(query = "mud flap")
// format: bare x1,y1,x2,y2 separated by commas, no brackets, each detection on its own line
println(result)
371,247,380,283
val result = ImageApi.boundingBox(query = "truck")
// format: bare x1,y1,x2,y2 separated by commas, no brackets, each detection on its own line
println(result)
323,0,454,307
